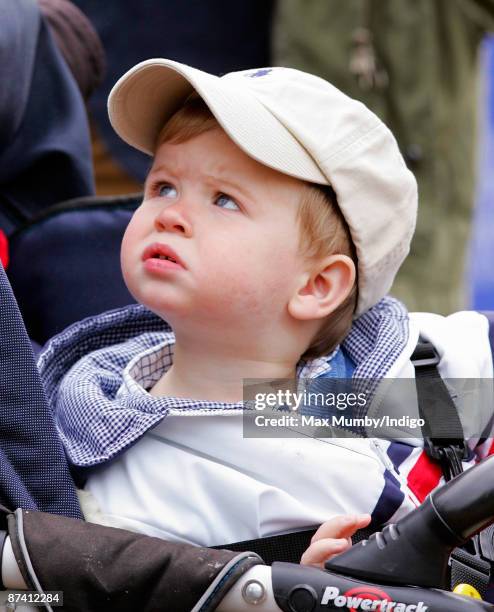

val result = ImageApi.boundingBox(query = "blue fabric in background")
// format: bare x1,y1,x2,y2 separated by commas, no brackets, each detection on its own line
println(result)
7,195,139,345
470,36,494,309
0,262,81,518
0,0,94,235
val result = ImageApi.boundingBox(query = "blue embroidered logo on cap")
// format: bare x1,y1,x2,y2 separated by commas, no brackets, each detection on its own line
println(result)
246,68,273,78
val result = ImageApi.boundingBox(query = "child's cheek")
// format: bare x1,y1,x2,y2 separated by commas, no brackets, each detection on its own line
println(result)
120,215,148,291
120,228,136,275
199,261,288,321
121,208,150,257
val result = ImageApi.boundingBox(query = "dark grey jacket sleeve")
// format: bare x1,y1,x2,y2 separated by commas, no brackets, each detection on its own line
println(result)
1,505,263,612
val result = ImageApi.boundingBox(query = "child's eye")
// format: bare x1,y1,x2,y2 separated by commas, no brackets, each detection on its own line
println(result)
157,183,178,199
214,193,240,211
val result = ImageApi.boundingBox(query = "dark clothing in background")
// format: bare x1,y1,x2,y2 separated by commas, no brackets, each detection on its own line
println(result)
274,0,494,314
0,262,82,518
0,0,94,235
73,0,275,183
38,0,106,102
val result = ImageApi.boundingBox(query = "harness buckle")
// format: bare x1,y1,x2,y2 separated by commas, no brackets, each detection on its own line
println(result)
424,440,469,481
412,341,441,369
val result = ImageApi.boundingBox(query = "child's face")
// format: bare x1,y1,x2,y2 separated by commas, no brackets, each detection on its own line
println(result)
121,128,309,331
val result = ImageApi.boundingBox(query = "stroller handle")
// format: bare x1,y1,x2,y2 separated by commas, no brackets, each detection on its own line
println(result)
325,454,494,590
218,456,494,611
432,452,494,540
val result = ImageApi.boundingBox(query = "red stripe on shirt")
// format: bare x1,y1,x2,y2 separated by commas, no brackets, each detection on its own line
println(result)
407,451,442,502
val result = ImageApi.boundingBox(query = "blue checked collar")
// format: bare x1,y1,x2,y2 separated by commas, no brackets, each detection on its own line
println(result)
121,333,336,399
38,296,409,467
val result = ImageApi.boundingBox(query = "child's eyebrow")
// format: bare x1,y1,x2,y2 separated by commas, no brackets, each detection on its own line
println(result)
145,162,174,182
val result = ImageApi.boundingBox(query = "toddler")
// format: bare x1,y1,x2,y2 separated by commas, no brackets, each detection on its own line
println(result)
38,60,493,558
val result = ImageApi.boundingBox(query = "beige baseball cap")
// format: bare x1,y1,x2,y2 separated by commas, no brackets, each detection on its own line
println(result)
108,59,418,316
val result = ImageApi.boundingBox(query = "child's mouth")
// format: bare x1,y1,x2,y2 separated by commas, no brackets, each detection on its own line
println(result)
142,243,186,271
154,254,177,263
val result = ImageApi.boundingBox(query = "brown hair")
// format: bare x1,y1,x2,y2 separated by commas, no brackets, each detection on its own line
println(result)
157,95,358,359
296,185,358,359
158,94,218,145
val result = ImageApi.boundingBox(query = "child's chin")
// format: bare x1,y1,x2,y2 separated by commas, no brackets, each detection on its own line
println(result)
144,300,189,324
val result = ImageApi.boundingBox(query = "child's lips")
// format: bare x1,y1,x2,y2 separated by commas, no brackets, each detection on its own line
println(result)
142,243,186,271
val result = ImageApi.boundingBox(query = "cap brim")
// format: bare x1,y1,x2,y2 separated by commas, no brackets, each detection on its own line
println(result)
108,58,327,184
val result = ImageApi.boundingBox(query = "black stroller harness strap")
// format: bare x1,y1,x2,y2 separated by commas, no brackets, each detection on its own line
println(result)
413,338,467,481
212,528,317,566
412,339,493,596
212,526,378,566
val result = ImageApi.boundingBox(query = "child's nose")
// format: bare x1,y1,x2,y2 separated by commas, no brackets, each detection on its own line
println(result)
154,203,192,237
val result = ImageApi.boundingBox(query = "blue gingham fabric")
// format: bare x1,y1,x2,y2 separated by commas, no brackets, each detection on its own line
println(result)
119,338,341,399
38,296,409,469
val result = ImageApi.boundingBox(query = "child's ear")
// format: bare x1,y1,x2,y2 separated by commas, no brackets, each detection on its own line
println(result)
288,255,356,321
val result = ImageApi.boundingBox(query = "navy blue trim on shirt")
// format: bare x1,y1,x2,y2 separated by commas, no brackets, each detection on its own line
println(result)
387,441,414,471
370,469,405,527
